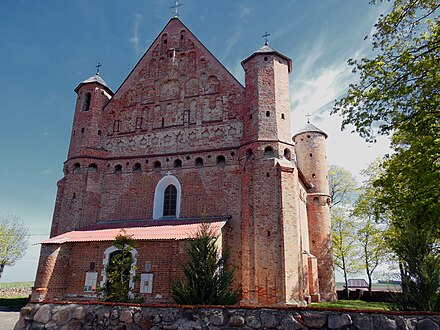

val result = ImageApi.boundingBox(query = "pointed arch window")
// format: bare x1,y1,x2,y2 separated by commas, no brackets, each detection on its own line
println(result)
163,184,177,216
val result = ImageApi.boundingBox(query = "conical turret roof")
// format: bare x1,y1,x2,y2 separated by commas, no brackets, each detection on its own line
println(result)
241,44,292,73
293,122,328,140
74,74,113,95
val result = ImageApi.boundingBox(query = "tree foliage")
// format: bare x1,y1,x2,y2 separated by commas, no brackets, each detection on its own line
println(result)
333,0,440,142
328,165,359,207
353,159,389,296
331,207,362,298
100,230,138,302
0,215,29,280
172,223,238,305
334,0,440,311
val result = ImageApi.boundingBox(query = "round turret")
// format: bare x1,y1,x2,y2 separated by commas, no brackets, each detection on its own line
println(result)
293,123,329,194
293,122,336,301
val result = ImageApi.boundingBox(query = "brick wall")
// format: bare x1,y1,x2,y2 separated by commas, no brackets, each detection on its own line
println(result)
38,17,336,307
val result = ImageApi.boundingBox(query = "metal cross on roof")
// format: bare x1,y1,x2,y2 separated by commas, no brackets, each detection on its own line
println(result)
170,0,183,17
306,113,312,123
96,62,102,75
262,32,271,45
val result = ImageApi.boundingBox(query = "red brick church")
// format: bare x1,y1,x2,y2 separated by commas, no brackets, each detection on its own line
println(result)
32,17,336,306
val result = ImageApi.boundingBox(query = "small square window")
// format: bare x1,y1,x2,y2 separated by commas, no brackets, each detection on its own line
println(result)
84,272,98,292
140,274,153,293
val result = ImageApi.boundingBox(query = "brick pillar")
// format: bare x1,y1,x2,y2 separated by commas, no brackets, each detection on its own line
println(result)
32,244,72,302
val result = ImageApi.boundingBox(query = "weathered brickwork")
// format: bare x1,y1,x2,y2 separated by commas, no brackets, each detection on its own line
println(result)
34,17,335,306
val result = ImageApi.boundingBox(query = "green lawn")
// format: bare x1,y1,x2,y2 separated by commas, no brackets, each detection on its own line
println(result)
310,300,393,311
0,282,33,289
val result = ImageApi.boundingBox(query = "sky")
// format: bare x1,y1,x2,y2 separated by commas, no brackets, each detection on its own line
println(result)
0,0,393,282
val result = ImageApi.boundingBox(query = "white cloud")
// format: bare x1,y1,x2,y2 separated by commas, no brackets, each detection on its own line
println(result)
239,4,252,18
289,36,391,178
42,168,54,175
130,14,143,56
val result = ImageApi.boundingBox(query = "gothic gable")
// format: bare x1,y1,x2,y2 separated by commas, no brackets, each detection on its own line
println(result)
104,18,244,144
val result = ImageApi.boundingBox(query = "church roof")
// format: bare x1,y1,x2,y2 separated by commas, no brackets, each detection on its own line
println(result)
241,44,292,73
293,122,328,139
74,74,114,95
40,219,228,244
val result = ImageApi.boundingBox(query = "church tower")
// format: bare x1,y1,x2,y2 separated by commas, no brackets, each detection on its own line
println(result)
68,73,113,158
239,44,306,306
293,123,336,301
241,43,292,145
50,74,113,237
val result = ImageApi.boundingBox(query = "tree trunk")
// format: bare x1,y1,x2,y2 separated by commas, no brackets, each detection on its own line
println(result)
342,257,349,299
0,263,5,281
399,262,405,293
367,272,372,297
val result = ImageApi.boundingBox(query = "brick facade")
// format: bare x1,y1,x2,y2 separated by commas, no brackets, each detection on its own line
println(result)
33,17,335,306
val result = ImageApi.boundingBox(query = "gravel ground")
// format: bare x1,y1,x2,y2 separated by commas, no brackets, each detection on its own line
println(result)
0,311,20,330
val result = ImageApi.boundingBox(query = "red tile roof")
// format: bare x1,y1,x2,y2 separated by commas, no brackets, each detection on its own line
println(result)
40,220,227,244
79,216,228,231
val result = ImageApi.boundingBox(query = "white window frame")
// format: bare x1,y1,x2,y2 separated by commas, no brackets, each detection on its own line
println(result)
153,174,181,219
140,273,154,293
100,245,138,295
84,272,98,292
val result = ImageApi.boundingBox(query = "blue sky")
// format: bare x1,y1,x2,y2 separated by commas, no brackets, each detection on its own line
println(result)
0,1,392,282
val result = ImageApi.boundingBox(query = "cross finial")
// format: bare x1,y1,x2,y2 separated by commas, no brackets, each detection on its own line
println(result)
306,113,312,124
262,32,271,45
96,62,102,75
170,0,183,17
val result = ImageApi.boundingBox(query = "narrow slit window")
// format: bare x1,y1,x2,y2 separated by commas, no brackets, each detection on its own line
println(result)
81,93,91,112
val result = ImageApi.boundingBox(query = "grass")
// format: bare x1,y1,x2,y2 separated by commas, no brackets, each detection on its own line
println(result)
0,282,33,289
310,300,394,311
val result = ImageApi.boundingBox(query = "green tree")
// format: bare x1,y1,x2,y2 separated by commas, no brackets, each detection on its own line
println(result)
333,0,440,311
172,223,238,305
328,165,359,208
357,216,388,296
331,207,362,298
0,215,29,281
100,230,137,302
353,159,390,296
333,0,439,143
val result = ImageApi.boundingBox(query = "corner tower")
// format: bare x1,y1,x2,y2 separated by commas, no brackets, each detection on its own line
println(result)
241,44,292,145
293,123,336,301
50,74,114,237
240,44,307,306
68,74,113,159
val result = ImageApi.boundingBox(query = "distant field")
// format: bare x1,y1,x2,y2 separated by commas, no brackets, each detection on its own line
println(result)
335,282,401,292
0,282,33,289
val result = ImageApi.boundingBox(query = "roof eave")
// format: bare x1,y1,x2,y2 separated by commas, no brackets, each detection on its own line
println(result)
74,81,114,96
241,51,292,73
